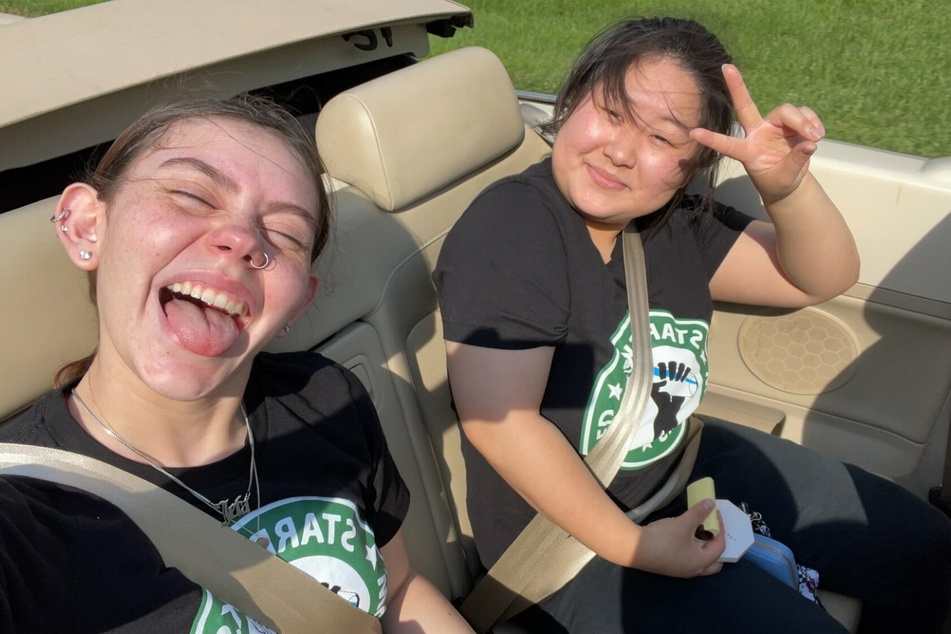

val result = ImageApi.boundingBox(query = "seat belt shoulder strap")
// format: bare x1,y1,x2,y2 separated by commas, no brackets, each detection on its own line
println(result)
0,442,382,634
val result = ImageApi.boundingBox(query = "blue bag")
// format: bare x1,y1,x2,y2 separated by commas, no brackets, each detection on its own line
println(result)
745,533,799,589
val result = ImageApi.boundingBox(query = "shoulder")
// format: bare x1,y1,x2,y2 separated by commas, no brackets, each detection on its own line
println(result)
672,195,753,233
480,157,563,203
0,474,126,526
660,195,753,245
252,351,366,399
0,476,97,626
249,351,377,433
449,158,575,243
0,475,201,631
0,388,68,446
0,474,153,582
438,158,580,275
658,195,754,277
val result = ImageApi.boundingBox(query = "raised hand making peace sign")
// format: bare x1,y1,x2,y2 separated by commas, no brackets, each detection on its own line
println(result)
691,64,826,207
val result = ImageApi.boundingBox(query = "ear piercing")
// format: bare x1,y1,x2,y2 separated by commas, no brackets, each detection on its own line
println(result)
248,252,270,270
54,208,99,247
79,250,92,261
50,208,71,223
51,208,71,233
283,323,292,334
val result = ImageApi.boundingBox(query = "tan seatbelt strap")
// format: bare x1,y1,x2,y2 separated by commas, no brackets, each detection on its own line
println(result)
0,443,382,634
585,223,654,486
460,223,658,632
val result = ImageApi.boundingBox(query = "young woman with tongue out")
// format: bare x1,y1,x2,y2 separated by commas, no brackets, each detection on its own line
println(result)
0,97,474,634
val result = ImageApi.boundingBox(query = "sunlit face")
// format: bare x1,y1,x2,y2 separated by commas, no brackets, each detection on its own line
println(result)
551,57,703,231
90,116,319,400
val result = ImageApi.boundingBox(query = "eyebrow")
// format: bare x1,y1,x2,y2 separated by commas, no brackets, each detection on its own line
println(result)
657,112,694,132
158,156,319,230
602,90,697,133
160,156,240,194
630,98,695,133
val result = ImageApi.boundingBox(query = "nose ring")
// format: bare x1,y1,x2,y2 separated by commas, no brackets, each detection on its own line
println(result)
248,252,270,270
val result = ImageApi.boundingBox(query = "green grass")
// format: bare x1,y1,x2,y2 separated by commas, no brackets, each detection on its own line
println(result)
0,0,105,14
430,0,951,158
4,0,948,157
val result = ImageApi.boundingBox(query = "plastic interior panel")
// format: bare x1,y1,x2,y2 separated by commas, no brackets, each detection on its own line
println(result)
315,321,460,597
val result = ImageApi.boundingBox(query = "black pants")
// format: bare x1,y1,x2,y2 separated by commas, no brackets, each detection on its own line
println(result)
510,419,951,633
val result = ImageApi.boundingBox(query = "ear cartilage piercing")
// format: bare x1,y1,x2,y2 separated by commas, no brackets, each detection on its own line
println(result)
248,252,270,270
79,250,92,261
61,225,69,233
50,208,71,224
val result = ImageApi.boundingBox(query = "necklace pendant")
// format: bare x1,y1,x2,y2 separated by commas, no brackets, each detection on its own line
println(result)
219,493,252,524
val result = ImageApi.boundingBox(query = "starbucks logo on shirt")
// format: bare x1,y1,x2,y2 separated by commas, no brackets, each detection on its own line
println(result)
190,496,386,633
580,310,709,470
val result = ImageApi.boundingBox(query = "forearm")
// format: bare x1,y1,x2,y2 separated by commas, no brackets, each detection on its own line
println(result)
382,570,473,633
763,172,859,300
447,343,723,578
463,412,643,568
379,531,473,633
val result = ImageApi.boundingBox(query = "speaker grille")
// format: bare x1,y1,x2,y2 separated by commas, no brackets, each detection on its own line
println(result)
737,307,859,395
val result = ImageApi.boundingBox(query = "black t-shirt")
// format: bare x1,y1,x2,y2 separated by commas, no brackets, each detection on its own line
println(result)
0,351,410,633
434,158,751,567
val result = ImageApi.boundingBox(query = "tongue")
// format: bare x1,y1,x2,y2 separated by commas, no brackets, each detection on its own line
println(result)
164,297,239,357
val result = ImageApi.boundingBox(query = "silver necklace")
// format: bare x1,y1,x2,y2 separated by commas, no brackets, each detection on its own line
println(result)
71,387,260,526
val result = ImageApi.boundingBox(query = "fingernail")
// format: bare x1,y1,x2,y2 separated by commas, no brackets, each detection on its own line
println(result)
810,125,825,139
702,499,715,512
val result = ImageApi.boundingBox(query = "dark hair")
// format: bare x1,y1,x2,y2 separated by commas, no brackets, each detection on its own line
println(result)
544,17,734,227
55,94,333,387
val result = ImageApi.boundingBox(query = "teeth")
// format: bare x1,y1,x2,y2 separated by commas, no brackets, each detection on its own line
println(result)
166,282,247,318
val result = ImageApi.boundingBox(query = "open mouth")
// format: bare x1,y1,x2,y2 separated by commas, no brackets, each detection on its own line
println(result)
159,281,252,356
162,281,249,319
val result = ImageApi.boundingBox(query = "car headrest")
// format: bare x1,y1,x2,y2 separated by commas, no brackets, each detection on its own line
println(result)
315,46,525,211
0,198,99,421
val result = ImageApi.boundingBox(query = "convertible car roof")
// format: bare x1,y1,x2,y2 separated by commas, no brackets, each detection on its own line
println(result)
0,0,472,171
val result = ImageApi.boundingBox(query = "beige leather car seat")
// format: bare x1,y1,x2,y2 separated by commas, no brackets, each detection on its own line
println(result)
306,46,553,598
0,199,99,422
